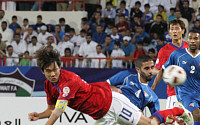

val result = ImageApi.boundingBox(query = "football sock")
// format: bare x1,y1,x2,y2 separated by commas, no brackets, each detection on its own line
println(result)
152,107,184,123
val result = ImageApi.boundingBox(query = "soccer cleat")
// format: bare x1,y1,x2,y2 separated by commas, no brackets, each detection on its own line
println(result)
174,102,194,125
166,115,186,125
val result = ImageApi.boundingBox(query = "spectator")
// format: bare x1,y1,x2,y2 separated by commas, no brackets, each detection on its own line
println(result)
106,0,117,8
46,24,55,34
143,37,156,52
153,5,168,22
20,51,31,66
111,42,125,68
189,20,200,31
133,42,146,60
0,21,14,45
61,48,75,67
0,33,6,54
110,26,123,43
130,1,143,20
124,29,133,38
148,48,157,60
121,36,135,68
175,10,189,41
21,18,29,34
58,33,74,56
168,8,176,22
131,25,149,45
121,36,135,57
37,25,51,45
56,1,68,11
151,32,159,46
105,21,113,35
116,0,129,20
156,38,166,52
102,2,116,24
23,26,37,44
90,5,102,20
164,32,172,43
53,24,64,44
87,44,106,68
102,35,114,57
92,25,107,44
46,35,58,50
27,36,42,66
6,45,19,66
130,15,144,32
73,29,87,56
69,28,77,44
81,17,90,32
59,18,71,33
116,15,129,35
89,11,106,33
150,14,167,37
0,10,9,28
149,0,161,14
11,33,27,58
9,15,20,34
128,0,148,13
196,7,200,20
142,3,154,33
191,0,200,15
15,27,23,39
35,15,45,33
180,0,195,25
78,33,97,67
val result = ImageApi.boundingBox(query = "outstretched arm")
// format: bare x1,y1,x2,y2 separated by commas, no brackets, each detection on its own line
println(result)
45,100,68,125
151,69,164,91
28,104,55,121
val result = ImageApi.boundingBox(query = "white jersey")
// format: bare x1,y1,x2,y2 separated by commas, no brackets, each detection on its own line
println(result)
11,40,27,55
57,41,74,56
88,52,106,68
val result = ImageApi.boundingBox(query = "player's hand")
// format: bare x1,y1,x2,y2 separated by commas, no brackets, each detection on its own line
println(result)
151,85,156,91
28,112,40,121
110,86,122,94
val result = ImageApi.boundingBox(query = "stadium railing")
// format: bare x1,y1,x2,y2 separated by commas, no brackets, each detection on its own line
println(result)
0,56,138,69
0,0,85,11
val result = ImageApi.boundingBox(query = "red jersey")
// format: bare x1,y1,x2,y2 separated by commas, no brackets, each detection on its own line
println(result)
154,41,188,97
44,69,112,120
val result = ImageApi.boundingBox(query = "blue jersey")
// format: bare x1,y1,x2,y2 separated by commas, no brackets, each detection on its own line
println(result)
163,48,200,100
107,70,160,114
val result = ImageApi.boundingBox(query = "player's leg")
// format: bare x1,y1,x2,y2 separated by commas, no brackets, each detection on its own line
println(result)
166,95,178,109
181,95,200,124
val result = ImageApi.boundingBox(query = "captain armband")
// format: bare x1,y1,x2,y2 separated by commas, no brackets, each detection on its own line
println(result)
52,100,68,117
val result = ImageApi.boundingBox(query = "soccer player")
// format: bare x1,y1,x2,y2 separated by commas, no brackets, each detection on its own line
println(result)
107,55,160,114
28,46,193,125
161,29,200,124
151,19,188,109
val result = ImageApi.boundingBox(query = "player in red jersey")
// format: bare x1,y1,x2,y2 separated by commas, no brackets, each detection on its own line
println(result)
28,46,193,125
151,19,188,109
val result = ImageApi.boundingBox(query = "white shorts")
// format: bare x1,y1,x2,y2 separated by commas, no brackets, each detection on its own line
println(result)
97,92,142,125
166,95,178,109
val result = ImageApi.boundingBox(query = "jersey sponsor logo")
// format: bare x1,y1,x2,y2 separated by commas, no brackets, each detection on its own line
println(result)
156,59,159,64
63,87,70,97
130,81,134,85
135,90,141,98
189,103,195,107
182,61,187,64
144,91,149,98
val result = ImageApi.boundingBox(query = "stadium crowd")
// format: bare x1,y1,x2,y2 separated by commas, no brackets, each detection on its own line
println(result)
0,0,200,68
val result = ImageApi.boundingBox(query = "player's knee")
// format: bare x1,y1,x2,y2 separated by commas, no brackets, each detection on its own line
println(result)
192,108,200,122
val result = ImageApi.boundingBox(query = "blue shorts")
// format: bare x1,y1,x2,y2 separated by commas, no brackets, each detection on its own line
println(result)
179,93,200,112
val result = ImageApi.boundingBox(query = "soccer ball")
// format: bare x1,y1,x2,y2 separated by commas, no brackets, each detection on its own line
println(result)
163,65,186,87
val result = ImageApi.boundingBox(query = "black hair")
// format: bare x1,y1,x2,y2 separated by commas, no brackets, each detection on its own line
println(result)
59,18,65,23
23,18,29,22
69,28,75,32
31,36,37,40
114,42,121,47
144,3,150,8
37,15,42,19
148,48,156,53
168,19,186,37
24,50,30,55
135,55,153,68
189,29,200,34
96,44,102,49
1,21,7,25
7,45,13,50
64,48,71,53
170,8,176,11
135,1,141,6
12,15,17,20
35,46,61,72
120,0,126,5
80,29,86,33
81,17,88,22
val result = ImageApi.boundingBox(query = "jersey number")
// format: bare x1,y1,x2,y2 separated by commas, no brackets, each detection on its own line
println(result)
190,66,195,74
119,108,134,123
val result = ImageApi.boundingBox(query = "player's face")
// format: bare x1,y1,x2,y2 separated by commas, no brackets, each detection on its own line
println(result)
169,24,184,40
187,32,200,52
138,61,154,82
43,62,61,84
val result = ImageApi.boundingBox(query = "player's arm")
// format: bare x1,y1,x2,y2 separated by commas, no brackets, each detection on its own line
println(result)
45,100,68,125
151,69,164,91
28,104,55,121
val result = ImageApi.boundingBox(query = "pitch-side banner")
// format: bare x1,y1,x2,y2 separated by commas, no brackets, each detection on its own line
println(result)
0,97,96,125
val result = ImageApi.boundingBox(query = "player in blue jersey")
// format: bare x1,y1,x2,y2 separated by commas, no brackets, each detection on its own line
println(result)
107,55,160,114
162,29,200,124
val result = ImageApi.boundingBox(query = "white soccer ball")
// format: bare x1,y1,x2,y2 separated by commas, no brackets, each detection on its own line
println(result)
163,65,187,87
